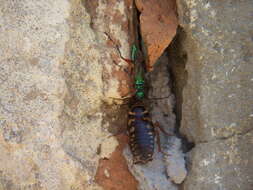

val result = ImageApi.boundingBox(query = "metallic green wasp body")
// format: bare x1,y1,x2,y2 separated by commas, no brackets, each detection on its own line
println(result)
131,44,146,100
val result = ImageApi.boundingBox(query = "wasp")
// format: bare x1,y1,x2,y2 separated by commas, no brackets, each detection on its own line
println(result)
124,46,172,164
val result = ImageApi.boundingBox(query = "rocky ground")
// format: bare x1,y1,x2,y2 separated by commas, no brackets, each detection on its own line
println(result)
0,0,252,190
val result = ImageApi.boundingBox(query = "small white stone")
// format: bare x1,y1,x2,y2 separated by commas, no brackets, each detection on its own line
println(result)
104,169,110,178
100,136,119,159
204,3,210,9
165,137,187,184
211,10,216,17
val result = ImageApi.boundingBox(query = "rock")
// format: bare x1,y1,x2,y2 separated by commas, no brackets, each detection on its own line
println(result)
177,0,253,143
83,0,134,98
184,132,253,190
100,136,119,159
124,137,187,189
135,0,178,71
165,137,187,184
173,0,253,189
124,147,177,190
0,0,133,189
0,0,90,189
0,0,185,189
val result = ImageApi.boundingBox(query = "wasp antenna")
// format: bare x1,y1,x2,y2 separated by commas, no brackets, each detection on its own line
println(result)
104,32,132,62
104,32,133,75
115,45,134,66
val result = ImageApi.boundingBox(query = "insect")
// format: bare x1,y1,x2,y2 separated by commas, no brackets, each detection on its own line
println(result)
104,33,172,164
126,46,172,164
128,102,154,164
127,94,172,164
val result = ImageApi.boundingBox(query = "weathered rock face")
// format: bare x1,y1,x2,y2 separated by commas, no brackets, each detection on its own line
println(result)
172,0,253,189
61,0,133,189
0,1,89,189
0,0,133,189
1,0,179,189
185,132,253,190
4,0,252,189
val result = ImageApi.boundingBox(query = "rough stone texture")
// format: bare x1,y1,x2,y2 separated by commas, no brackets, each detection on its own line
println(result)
177,0,253,143
0,0,133,189
82,0,135,98
175,0,253,189
124,148,177,190
123,53,184,190
56,0,135,189
165,136,186,184
0,0,182,189
135,0,178,71
0,1,90,189
185,132,253,190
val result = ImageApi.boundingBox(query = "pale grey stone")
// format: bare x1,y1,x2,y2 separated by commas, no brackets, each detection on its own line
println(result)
174,0,253,189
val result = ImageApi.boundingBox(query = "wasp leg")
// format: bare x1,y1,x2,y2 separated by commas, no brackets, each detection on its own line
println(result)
114,47,134,75
115,45,133,64
153,121,173,136
155,128,171,156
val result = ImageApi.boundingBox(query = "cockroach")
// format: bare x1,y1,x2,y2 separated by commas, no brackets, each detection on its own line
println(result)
128,101,172,164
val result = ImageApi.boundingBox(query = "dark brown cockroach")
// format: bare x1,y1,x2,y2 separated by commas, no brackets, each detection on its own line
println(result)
127,101,171,164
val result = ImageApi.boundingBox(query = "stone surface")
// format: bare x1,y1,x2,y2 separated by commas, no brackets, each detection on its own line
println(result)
185,131,253,190
124,148,177,190
177,0,253,143
0,1,90,189
174,0,253,189
83,0,135,98
100,136,119,159
52,0,136,188
0,0,132,189
0,0,182,189
165,137,187,184
135,0,178,71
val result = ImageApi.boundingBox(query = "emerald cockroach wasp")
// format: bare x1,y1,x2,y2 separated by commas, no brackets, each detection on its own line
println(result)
105,33,173,164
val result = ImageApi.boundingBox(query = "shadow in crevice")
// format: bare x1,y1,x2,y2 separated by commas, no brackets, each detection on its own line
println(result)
167,26,195,153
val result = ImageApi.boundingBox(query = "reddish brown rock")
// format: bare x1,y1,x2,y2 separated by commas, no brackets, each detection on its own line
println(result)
95,135,138,190
135,0,178,71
